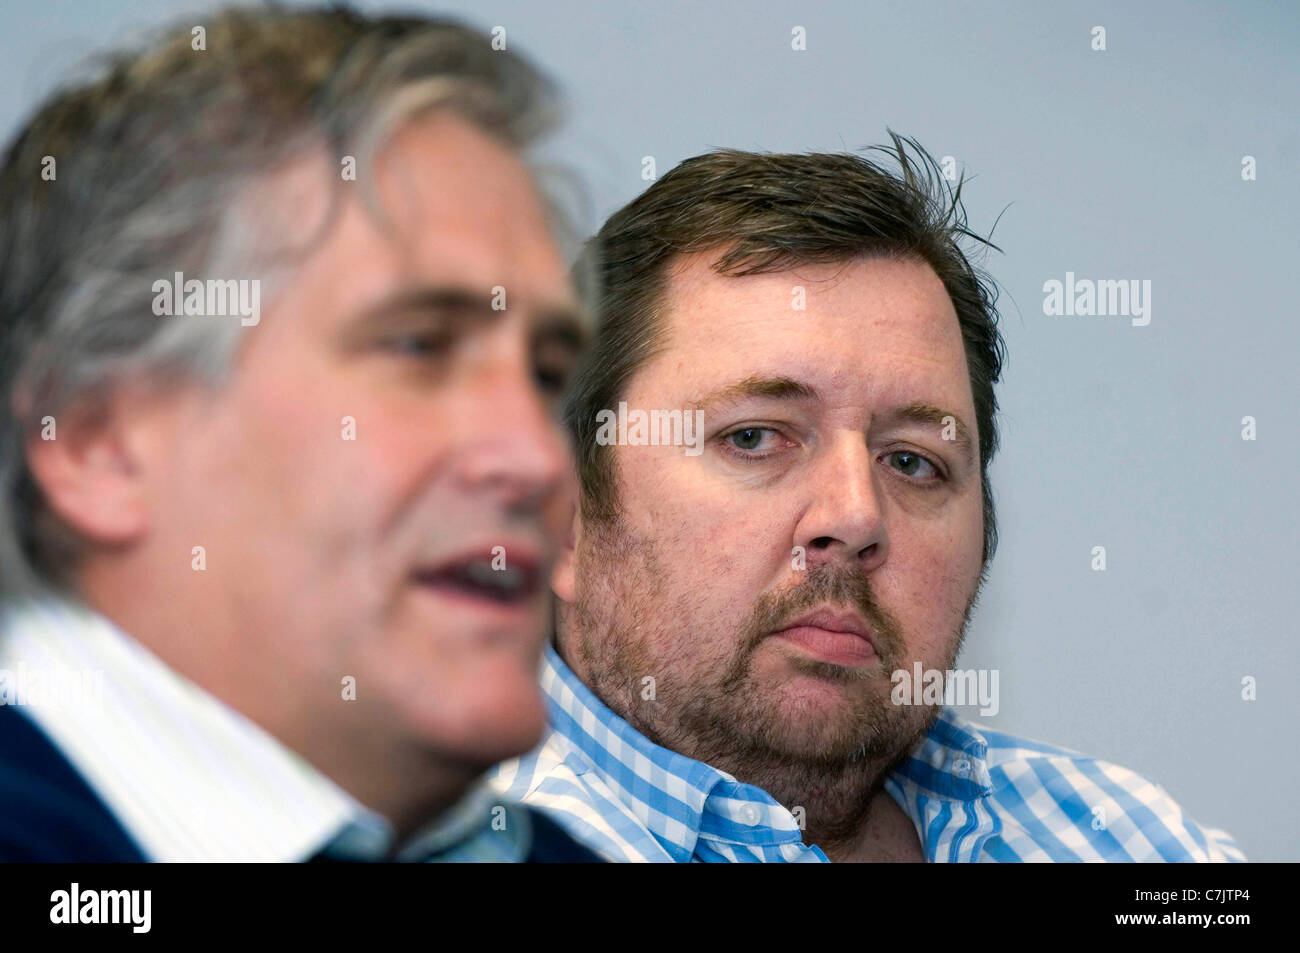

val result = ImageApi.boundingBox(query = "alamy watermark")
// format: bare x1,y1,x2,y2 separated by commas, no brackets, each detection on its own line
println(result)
1042,271,1151,327
594,402,704,456
891,663,999,717
0,662,105,712
152,272,260,326
50,883,150,934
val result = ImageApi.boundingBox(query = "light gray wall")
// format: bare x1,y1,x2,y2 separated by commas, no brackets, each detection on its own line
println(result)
3,0,1294,860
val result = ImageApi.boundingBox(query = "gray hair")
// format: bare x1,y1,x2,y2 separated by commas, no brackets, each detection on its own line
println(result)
0,5,559,600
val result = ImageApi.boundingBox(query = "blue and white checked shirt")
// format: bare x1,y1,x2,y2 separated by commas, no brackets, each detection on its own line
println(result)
490,643,1246,863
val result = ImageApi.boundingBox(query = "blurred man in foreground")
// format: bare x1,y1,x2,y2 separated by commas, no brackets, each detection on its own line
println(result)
0,6,598,862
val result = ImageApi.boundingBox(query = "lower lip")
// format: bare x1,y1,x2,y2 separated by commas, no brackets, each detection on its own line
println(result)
413,578,541,626
771,625,877,666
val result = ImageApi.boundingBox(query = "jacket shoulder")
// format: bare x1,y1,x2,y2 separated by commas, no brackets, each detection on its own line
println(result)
524,807,606,863
0,705,146,861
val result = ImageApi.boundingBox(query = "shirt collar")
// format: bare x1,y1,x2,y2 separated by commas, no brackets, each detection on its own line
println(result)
319,778,530,863
892,705,996,802
393,780,530,863
0,596,527,862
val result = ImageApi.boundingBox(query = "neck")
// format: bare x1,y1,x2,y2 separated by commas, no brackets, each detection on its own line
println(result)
719,754,924,862
293,722,481,844
818,786,925,862
716,750,878,845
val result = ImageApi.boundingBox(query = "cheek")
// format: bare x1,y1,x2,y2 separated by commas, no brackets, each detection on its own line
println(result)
614,455,790,670
616,462,774,639
621,447,788,573
193,363,424,623
886,514,983,658
244,352,440,534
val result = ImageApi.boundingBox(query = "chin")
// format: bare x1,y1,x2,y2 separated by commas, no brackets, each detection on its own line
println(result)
754,679,894,760
765,666,869,714
416,673,549,767
764,713,872,762
453,717,547,768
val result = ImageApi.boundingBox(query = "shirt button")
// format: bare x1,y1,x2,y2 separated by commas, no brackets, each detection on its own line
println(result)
739,805,760,825
951,758,972,776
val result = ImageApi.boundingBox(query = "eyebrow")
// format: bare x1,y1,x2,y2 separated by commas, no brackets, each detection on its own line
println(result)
686,375,819,411
878,402,976,466
351,286,589,347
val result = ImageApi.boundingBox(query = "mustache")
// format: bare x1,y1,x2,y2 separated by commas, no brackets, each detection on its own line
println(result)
740,564,907,668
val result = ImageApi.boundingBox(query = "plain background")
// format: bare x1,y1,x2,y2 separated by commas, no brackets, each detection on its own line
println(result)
1,1,1295,861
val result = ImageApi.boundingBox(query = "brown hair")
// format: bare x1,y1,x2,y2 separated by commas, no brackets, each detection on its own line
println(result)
565,132,1008,570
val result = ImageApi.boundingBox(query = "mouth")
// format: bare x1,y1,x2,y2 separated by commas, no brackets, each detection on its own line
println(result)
769,607,878,667
412,545,544,610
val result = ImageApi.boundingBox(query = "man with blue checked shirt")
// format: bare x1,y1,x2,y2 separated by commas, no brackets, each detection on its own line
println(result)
490,138,1245,863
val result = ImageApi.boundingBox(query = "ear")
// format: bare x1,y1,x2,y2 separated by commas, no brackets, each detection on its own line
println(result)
550,496,581,606
23,394,153,548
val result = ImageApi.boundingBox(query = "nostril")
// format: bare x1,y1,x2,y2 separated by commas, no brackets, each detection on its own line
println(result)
810,536,834,550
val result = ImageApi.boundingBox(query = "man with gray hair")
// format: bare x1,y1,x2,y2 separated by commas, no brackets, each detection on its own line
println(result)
0,6,598,861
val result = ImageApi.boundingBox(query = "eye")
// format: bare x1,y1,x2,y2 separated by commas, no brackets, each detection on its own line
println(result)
723,426,783,455
885,450,942,482
383,332,453,358
534,361,570,396
533,347,577,397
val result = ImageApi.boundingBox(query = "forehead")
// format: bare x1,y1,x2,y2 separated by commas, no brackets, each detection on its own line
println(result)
646,251,972,413
370,112,571,299
245,111,575,323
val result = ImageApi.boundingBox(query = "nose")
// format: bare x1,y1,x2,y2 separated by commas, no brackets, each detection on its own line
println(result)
453,344,572,513
794,430,889,572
